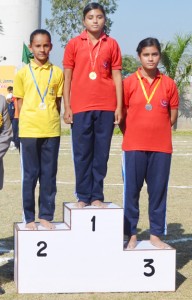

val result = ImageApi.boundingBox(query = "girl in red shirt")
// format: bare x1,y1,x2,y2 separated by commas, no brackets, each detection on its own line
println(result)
122,37,179,249
63,2,122,208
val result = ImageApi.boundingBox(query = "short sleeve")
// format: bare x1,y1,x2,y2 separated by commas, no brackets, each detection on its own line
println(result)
63,39,76,69
110,39,122,70
13,69,25,99
55,68,64,97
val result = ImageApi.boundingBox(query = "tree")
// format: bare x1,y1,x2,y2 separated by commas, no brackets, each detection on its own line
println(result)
161,34,192,121
46,0,118,47
122,55,140,78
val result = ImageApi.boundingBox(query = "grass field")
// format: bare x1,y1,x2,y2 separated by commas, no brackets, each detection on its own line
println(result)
0,131,192,299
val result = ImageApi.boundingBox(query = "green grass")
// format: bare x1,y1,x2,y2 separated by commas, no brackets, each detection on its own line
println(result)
61,128,71,136
61,127,192,136
172,130,192,136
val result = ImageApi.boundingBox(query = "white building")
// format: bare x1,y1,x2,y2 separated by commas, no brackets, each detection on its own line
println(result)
0,0,41,95
0,0,41,69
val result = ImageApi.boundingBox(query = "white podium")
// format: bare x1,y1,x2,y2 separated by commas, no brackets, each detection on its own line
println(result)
14,202,176,294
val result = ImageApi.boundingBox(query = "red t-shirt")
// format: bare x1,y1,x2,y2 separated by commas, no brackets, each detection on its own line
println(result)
63,31,122,114
122,68,179,153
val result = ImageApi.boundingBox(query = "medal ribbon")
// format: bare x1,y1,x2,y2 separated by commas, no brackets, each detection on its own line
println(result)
136,71,162,104
87,35,102,71
29,64,53,104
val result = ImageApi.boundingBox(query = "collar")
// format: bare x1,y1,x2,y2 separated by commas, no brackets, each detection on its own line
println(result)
80,30,107,41
30,59,52,70
137,67,161,79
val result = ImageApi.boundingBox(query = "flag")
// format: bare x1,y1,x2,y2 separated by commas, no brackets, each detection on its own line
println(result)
22,43,34,64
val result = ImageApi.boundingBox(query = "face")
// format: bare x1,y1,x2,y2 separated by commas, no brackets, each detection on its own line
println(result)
139,46,161,71
29,34,52,65
83,9,105,35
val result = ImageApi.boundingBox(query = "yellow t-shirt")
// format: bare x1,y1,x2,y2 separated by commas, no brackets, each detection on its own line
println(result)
13,60,64,137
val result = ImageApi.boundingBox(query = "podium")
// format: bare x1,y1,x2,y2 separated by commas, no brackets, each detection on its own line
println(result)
14,202,176,293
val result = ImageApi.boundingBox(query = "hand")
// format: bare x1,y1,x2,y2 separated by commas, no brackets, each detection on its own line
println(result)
63,108,73,124
114,108,122,125
118,119,126,134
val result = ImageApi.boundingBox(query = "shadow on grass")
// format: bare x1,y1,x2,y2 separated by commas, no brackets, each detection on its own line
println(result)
137,222,191,290
0,236,14,285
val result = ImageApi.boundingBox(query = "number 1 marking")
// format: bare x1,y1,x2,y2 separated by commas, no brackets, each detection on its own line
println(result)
91,216,96,231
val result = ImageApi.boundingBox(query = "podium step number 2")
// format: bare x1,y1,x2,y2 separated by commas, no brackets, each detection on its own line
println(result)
14,202,176,293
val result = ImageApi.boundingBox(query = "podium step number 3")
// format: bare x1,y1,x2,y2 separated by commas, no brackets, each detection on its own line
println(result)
14,202,176,294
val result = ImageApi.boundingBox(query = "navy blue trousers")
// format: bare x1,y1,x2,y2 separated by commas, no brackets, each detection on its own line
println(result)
123,151,171,237
72,111,114,204
12,118,20,149
20,137,60,223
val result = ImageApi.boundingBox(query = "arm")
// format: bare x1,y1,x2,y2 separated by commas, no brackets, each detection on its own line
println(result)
63,68,73,124
56,97,62,114
0,98,13,160
170,109,178,126
112,69,123,125
16,98,23,116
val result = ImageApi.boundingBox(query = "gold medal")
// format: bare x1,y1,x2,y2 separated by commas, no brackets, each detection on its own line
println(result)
39,102,47,110
89,72,97,80
87,34,102,81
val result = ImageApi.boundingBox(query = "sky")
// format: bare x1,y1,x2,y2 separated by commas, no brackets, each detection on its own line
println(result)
41,0,192,68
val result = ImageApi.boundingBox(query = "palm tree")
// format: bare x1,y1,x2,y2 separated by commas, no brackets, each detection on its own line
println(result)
161,34,192,126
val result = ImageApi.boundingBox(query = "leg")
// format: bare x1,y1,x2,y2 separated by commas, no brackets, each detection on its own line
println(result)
123,151,147,246
72,112,94,205
0,159,4,190
38,137,60,229
9,118,15,149
146,152,172,248
91,111,114,206
12,118,20,149
20,138,40,227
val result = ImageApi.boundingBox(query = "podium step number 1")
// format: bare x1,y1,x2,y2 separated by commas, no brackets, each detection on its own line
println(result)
14,202,176,293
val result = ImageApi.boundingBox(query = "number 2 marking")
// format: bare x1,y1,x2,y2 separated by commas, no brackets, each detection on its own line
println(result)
91,216,96,231
37,241,47,257
143,259,155,277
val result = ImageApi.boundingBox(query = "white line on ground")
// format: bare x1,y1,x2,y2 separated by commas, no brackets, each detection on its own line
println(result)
4,180,192,189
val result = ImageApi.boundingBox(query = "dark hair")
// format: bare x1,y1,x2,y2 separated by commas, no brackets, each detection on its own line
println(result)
83,2,106,19
30,29,51,44
136,37,161,55
7,86,13,92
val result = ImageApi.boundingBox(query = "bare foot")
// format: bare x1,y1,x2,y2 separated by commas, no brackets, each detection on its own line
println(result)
125,235,137,250
91,200,108,208
25,222,37,230
39,219,56,230
74,201,88,208
150,235,172,249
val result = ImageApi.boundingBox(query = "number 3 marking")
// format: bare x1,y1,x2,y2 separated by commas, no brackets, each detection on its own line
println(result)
37,241,47,257
144,259,155,277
